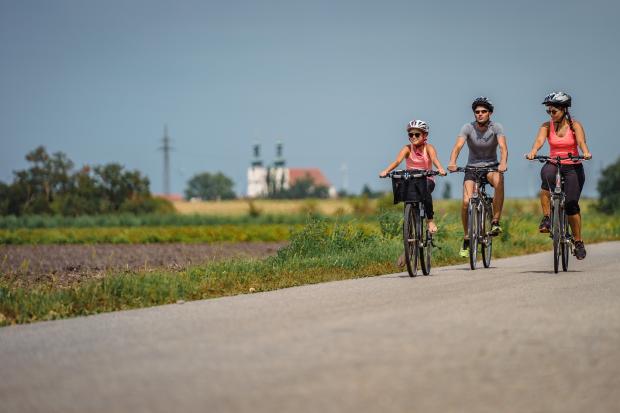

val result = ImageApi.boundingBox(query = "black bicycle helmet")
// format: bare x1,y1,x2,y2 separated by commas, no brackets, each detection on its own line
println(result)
471,96,494,113
542,91,571,107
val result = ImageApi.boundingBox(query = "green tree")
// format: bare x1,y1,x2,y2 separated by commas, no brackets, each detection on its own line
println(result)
185,172,236,200
597,156,620,214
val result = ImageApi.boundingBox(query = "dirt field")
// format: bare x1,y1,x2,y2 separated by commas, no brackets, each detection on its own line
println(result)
0,242,286,286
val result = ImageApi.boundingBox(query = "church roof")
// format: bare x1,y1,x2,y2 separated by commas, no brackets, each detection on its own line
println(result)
288,168,332,187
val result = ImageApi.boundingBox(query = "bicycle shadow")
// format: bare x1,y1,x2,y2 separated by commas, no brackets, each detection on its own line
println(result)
518,269,583,275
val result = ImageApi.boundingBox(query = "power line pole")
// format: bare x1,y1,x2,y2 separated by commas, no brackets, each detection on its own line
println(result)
158,125,173,195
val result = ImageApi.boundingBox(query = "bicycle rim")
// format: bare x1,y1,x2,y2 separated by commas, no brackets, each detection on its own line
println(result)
482,202,493,268
403,203,418,277
468,201,478,270
552,201,561,273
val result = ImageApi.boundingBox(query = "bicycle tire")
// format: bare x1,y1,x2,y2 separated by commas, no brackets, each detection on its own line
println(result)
468,200,479,270
561,208,570,272
552,199,561,274
403,203,419,277
482,201,493,268
421,226,432,275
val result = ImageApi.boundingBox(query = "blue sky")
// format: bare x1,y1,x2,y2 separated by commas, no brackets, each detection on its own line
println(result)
1,0,619,197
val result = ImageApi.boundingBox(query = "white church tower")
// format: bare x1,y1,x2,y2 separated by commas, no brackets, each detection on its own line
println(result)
247,143,268,198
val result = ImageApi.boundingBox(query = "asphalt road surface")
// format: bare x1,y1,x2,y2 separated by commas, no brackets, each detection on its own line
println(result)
2,241,619,413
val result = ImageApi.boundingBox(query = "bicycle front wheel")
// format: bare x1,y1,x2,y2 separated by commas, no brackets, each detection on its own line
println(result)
403,203,419,277
552,199,561,274
482,201,493,268
468,200,479,270
421,228,432,275
561,209,570,272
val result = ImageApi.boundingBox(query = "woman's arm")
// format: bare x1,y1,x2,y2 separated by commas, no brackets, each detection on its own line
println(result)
427,144,447,175
379,146,410,177
573,121,592,159
526,123,549,159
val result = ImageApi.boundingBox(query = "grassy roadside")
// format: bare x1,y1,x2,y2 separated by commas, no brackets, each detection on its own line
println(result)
2,208,619,327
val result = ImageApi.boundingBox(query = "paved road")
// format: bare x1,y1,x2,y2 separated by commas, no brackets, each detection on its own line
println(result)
2,242,619,413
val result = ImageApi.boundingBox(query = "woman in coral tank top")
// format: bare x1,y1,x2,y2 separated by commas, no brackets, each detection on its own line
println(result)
380,119,447,234
526,92,592,259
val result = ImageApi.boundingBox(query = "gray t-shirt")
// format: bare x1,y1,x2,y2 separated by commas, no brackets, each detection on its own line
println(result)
458,121,505,167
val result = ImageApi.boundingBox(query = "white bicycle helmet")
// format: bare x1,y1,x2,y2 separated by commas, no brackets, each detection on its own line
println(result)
406,119,429,133
542,91,572,107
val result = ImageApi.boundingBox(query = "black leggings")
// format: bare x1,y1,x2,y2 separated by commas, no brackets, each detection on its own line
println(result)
424,180,436,219
540,163,585,216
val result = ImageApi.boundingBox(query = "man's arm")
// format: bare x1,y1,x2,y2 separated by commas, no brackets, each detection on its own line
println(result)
497,135,508,172
448,137,466,171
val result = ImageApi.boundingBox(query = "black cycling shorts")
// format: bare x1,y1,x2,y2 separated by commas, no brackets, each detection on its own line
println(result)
540,162,585,205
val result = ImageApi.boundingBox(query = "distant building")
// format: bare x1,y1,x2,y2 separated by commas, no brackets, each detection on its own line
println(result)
154,193,184,202
247,142,336,198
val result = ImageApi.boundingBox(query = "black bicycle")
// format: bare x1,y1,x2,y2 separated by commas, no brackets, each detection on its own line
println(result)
527,154,587,273
451,166,500,270
384,169,440,276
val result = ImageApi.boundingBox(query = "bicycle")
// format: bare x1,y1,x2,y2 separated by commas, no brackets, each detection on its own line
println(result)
383,169,440,277
451,166,500,270
527,154,588,273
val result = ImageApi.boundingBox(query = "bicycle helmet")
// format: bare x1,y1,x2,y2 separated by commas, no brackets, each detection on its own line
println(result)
471,97,494,113
542,91,571,107
406,119,429,133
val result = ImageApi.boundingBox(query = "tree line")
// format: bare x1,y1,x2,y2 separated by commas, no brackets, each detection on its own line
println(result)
0,147,172,216
4,147,617,216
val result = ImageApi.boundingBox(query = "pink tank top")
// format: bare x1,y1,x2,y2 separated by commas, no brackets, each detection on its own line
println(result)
549,120,580,165
405,144,434,180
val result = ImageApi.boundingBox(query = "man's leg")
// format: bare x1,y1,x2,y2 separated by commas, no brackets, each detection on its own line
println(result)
486,171,504,222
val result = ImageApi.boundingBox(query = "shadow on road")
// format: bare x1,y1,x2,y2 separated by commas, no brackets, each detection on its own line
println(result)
518,270,583,275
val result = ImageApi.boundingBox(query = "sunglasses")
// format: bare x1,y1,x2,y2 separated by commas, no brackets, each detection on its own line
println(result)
546,108,561,115
408,132,423,138
474,109,489,114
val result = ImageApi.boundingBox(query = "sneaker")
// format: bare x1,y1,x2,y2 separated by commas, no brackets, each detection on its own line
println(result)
574,240,586,260
539,215,551,233
490,220,502,236
459,239,470,258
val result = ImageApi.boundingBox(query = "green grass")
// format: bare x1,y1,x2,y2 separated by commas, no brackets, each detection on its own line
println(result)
1,202,619,327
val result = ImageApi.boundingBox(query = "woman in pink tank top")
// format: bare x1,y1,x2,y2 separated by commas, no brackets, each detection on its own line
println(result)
526,91,592,259
380,119,447,234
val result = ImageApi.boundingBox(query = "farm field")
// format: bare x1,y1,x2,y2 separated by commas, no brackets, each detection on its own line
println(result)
172,198,362,216
1,199,619,326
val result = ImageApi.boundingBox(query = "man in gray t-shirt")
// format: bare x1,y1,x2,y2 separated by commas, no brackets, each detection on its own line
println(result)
448,97,508,258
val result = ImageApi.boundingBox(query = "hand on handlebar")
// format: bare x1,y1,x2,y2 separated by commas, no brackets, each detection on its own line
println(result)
447,164,457,172
583,153,592,160
498,162,507,173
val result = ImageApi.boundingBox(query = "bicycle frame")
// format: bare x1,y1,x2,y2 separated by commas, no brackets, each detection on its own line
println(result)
384,169,440,276
528,154,587,273
452,166,498,270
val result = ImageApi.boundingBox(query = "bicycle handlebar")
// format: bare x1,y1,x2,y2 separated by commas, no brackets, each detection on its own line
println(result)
449,166,500,174
525,153,590,163
381,169,441,179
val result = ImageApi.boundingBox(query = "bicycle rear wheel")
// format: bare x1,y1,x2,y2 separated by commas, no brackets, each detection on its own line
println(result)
403,203,419,277
561,209,570,272
468,201,479,270
482,201,493,268
552,199,561,274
